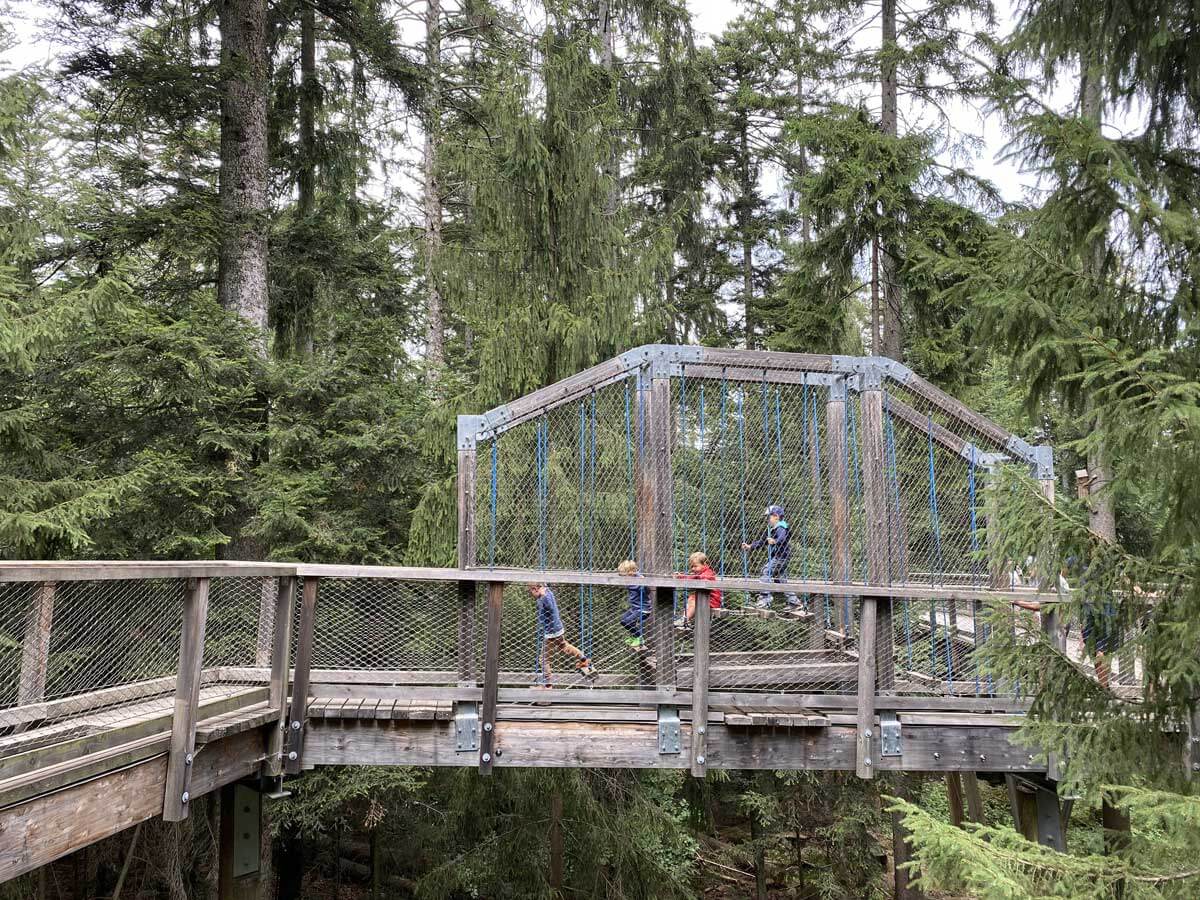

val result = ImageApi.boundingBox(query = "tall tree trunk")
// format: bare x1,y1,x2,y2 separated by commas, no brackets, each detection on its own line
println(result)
879,0,902,360
739,115,754,346
793,14,810,243
293,1,317,357
871,236,881,355
598,0,618,216
423,0,444,368
218,0,270,349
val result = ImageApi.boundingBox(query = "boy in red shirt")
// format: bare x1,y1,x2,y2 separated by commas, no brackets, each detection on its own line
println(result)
673,551,723,630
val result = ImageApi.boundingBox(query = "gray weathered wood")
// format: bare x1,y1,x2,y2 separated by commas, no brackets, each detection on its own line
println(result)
480,581,503,774
253,578,275,667
855,597,878,779
902,371,1015,451
858,382,889,777
265,576,296,777
18,582,55,706
163,577,211,821
690,590,711,777
457,448,477,568
693,347,834,373
826,388,850,638
284,577,319,776
0,561,293,583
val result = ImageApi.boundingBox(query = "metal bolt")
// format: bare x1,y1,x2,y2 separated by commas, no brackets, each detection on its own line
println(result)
864,758,872,767
865,729,873,737
933,752,941,760
290,720,301,731
484,722,493,732
698,726,706,735
697,756,705,765
1028,754,1035,761
181,792,190,804
288,751,298,761
1193,763,1199,772
979,754,987,762
482,753,492,763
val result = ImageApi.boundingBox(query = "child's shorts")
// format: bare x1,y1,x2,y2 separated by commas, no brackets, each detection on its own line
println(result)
543,630,565,641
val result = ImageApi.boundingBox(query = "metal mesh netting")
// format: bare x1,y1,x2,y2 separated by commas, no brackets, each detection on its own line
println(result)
469,365,1021,593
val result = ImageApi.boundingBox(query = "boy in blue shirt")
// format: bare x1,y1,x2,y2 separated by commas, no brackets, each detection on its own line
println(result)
741,504,805,614
528,583,596,684
617,560,651,650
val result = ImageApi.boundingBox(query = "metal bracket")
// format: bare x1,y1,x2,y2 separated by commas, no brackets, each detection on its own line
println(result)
658,707,681,755
880,712,902,757
230,783,262,878
455,702,480,752
1031,444,1054,480
457,415,488,451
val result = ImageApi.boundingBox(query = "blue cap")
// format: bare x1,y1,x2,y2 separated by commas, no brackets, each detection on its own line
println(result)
766,504,784,517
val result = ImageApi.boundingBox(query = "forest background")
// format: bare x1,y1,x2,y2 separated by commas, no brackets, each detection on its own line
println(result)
2,0,1199,896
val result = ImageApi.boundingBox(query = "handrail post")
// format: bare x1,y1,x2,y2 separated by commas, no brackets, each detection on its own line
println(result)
458,425,478,570
284,577,319,775
480,581,503,774
826,378,850,642
689,589,711,777
458,581,477,685
856,373,890,779
265,575,297,778
164,576,210,821
18,581,55,706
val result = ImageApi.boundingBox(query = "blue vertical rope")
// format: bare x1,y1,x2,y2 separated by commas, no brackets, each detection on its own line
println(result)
699,385,707,553
576,401,587,662
624,380,636,560
761,374,773,573
774,388,784,503
848,399,864,583
738,390,748,579
718,372,729,577
586,391,597,658
927,415,944,584
536,417,549,569
675,373,686,614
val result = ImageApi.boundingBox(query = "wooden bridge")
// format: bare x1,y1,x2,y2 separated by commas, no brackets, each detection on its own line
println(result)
0,348,1099,887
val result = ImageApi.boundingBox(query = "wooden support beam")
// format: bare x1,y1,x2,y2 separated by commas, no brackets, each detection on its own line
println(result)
284,577,319,775
163,576,210,822
457,446,477,569
18,581,55,707
855,597,878,779
480,581,503,774
857,377,889,778
265,576,297,778
826,381,850,640
690,590,711,777
946,773,965,828
457,580,477,685
964,773,985,822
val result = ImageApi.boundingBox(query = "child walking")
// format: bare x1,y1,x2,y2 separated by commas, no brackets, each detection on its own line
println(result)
617,560,651,650
673,551,723,630
528,583,596,685
741,504,804,614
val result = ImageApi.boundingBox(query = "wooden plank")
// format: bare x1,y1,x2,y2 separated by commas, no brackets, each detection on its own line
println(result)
0,687,267,783
0,728,265,883
284,577,319,775
886,396,973,459
0,562,294,583
486,356,632,434
303,718,1045,773
265,576,296,777
17,582,55,706
676,663,859,689
163,577,210,822
0,675,182,731
195,703,278,744
693,347,834,373
901,371,1017,452
690,590,711,777
457,581,477,685
855,598,878,779
479,581,503,774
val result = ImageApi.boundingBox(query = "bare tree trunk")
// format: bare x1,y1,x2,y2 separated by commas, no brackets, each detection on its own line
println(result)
740,116,754,346
793,14,810,243
598,0,619,217
879,0,902,360
871,236,881,355
423,0,444,368
291,1,317,357
218,0,270,349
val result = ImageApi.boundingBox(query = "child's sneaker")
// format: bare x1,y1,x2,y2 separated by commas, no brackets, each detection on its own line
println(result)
752,597,772,610
577,659,597,679
625,636,644,650
673,616,690,631
784,601,812,618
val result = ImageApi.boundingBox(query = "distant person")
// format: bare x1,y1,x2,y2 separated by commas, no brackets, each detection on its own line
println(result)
617,560,651,650
673,551,722,630
528,583,596,686
741,504,805,614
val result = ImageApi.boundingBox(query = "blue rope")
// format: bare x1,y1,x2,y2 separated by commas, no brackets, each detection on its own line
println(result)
738,390,748,579
488,436,499,567
847,399,864,583
774,388,784,502
810,388,829,617
676,374,686,614
586,391,597,657
699,385,707,552
927,415,944,584
536,417,549,569
577,401,587,658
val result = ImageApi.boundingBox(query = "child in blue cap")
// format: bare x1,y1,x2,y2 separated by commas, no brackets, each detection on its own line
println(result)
742,504,805,614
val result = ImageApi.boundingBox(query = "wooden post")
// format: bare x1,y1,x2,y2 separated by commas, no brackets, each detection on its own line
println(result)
1007,776,1038,841
18,582,55,706
946,772,965,828
826,379,850,640
284,577,319,776
480,581,503,774
218,782,262,899
892,774,925,900
266,576,297,778
457,580,477,685
254,577,275,667
163,576,210,821
964,774,985,823
690,589,711,777
458,444,478,569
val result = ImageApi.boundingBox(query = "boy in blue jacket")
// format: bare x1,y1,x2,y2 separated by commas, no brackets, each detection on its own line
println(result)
617,560,651,649
741,504,805,614
528,583,596,684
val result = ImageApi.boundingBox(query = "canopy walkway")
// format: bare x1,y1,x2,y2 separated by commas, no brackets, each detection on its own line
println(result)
0,347,1155,886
